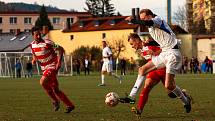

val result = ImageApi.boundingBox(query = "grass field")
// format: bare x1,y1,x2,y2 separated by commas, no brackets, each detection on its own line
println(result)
0,73,215,121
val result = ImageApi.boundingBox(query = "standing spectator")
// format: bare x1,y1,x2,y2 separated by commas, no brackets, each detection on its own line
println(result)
84,57,90,75
207,58,213,73
15,59,22,78
75,59,81,75
25,60,33,78
129,57,136,75
194,57,201,74
120,57,127,75
183,56,189,74
190,57,195,73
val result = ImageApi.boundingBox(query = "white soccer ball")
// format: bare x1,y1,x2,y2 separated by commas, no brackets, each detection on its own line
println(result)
105,92,119,107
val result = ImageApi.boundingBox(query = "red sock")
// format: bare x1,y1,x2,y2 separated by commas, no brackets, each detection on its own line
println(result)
137,87,151,111
55,90,74,107
42,84,59,103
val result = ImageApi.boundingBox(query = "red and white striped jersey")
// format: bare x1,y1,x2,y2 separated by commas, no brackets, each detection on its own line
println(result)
140,46,161,61
30,39,57,71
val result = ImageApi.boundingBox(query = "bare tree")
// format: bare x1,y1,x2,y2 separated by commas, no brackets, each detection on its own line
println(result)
108,36,126,58
173,6,187,30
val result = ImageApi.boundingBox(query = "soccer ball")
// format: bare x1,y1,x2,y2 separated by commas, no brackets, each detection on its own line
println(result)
105,92,119,107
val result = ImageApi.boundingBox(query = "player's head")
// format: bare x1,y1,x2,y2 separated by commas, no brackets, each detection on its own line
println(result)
31,26,42,42
128,33,143,50
102,40,107,48
139,9,154,20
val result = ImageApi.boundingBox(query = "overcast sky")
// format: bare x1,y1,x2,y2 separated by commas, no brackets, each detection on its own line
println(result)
3,0,186,22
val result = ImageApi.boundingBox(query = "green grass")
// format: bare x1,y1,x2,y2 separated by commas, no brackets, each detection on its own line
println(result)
0,74,215,121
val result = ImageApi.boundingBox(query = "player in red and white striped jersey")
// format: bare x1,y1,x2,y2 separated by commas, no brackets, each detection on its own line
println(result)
30,27,75,113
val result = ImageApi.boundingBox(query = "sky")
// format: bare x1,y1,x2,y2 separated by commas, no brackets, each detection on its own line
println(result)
2,0,186,22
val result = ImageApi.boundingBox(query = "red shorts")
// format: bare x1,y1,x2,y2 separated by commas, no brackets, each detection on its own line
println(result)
43,68,58,88
146,68,166,83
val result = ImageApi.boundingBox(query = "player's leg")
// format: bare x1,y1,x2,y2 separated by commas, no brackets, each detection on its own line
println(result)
40,75,60,111
99,62,107,86
119,61,157,103
129,61,156,99
51,72,75,113
165,50,191,113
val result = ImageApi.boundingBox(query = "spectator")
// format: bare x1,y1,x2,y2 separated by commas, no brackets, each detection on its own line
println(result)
75,59,81,75
120,57,127,75
183,56,189,74
15,59,22,78
129,57,136,75
190,57,195,73
25,60,33,78
84,57,90,75
194,57,201,74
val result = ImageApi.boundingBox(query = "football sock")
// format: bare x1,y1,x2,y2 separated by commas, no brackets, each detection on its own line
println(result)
172,85,188,105
55,90,74,107
101,74,105,84
129,75,146,99
42,84,59,103
138,87,151,111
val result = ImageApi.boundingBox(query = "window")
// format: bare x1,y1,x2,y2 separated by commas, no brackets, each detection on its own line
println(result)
70,35,74,40
53,17,60,24
211,44,215,59
10,29,16,33
24,17,32,24
0,17,2,24
67,18,74,24
10,17,17,24
0,29,2,33
102,33,106,39
24,29,31,32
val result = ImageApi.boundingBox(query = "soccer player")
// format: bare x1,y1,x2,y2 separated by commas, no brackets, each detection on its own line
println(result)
120,33,189,116
98,40,122,86
30,27,75,113
123,9,192,114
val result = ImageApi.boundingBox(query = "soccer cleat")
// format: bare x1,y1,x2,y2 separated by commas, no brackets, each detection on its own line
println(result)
65,106,75,113
182,89,192,113
131,107,142,118
119,96,135,104
53,101,60,111
98,83,106,86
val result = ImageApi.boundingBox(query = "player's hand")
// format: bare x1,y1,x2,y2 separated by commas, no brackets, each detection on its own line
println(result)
55,62,61,71
31,59,36,65
125,16,133,21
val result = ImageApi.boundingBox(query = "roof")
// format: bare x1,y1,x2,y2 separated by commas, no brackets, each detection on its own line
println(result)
64,16,140,32
195,35,215,40
0,11,92,17
0,33,32,52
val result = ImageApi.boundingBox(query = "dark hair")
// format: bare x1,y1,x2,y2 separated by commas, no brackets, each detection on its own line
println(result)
128,33,141,42
31,26,40,35
139,9,154,16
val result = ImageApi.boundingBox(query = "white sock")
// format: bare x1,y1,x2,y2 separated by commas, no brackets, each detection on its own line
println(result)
101,74,105,84
172,85,188,105
129,75,146,99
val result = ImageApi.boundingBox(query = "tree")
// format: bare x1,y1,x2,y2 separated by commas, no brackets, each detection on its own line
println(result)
108,36,126,58
173,6,187,30
35,5,53,30
84,0,116,17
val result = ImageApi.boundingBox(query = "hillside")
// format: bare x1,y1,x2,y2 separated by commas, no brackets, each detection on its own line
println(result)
0,1,76,12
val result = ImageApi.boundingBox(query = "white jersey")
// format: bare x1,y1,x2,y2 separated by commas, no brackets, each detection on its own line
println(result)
148,16,178,51
102,46,112,62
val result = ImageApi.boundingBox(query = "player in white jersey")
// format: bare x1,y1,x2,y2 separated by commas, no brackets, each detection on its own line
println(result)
125,9,191,113
98,40,122,86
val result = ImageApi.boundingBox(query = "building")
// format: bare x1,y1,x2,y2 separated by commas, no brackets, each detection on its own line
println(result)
0,11,92,33
187,0,215,33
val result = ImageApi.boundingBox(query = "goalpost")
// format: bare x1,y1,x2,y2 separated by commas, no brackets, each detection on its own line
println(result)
0,52,73,77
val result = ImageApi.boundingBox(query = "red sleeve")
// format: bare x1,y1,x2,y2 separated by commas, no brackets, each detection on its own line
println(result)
148,46,161,56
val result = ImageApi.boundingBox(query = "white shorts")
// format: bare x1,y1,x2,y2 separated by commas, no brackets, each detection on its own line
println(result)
102,61,113,72
152,49,182,74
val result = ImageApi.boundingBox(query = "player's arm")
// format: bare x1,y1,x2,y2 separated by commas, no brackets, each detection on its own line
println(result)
53,44,65,71
125,16,154,26
32,54,37,65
